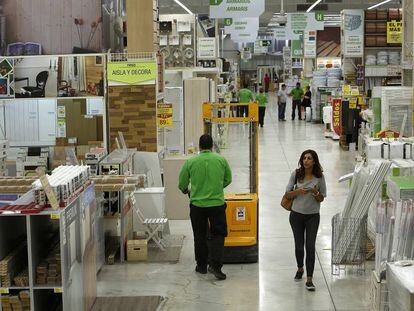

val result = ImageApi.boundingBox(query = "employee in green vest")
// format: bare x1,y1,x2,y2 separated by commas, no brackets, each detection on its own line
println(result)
178,134,232,281
238,82,254,117
256,87,268,128
289,82,304,120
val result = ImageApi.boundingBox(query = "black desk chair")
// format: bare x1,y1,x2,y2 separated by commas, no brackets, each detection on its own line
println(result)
21,71,49,97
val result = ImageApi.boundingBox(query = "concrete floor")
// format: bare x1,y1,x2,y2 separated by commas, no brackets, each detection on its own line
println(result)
97,95,372,310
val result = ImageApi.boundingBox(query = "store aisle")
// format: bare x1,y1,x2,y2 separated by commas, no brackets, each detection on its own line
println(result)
97,94,371,311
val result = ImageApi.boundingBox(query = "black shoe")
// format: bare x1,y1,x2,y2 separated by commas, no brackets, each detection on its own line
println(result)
294,270,304,282
306,281,316,291
195,265,207,274
208,266,226,280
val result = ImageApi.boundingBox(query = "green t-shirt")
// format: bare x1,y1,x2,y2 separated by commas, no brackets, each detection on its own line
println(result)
290,87,304,101
178,151,232,207
256,93,268,107
239,88,253,103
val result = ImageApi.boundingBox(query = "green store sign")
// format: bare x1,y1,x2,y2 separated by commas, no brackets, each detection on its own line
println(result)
107,61,156,84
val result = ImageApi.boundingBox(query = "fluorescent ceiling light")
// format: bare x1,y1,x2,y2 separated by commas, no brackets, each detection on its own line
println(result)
367,0,392,10
306,0,322,12
174,0,194,15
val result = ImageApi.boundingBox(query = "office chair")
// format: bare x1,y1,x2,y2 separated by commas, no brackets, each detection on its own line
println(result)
21,71,49,97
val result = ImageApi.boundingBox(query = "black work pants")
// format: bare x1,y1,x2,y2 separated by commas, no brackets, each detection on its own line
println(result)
289,211,320,277
258,107,266,127
190,204,227,269
292,100,302,120
278,102,286,120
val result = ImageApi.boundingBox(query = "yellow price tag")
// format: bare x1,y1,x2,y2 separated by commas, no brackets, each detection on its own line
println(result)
51,214,60,220
54,287,63,293
0,288,9,294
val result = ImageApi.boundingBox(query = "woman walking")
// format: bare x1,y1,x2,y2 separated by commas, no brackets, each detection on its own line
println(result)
284,150,326,291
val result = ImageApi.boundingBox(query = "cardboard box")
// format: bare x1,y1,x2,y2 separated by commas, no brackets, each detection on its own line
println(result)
127,239,147,261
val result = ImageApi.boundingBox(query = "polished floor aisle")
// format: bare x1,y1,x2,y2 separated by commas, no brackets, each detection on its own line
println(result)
97,95,371,311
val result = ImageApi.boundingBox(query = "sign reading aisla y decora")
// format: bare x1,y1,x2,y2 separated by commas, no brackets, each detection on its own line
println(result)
210,0,264,18
107,61,156,84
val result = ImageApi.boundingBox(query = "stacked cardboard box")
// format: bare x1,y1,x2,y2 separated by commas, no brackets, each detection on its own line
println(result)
36,244,61,286
0,291,30,311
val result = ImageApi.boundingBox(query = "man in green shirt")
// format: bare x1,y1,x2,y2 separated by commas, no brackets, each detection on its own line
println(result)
256,87,268,127
289,82,304,120
238,83,254,117
178,134,232,280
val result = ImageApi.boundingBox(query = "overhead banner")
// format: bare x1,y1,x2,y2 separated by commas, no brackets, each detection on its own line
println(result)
287,12,325,32
273,26,301,41
107,61,156,85
342,9,364,57
224,18,259,43
210,0,265,18
197,38,217,59
387,21,402,44
304,31,317,58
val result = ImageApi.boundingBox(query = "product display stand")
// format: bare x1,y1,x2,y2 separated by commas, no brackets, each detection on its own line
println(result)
0,184,98,311
98,149,135,263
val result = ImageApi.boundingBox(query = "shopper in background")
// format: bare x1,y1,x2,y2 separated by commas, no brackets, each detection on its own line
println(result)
178,134,232,281
284,150,327,291
277,84,288,121
238,82,254,117
264,73,270,93
256,87,268,128
289,82,304,120
301,86,312,121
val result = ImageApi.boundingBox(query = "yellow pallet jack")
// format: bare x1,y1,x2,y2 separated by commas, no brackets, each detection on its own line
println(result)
203,102,259,263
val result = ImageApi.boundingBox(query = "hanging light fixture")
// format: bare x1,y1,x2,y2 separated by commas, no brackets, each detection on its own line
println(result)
174,0,194,15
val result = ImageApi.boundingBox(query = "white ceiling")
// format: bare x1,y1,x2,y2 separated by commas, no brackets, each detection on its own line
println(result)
159,0,402,27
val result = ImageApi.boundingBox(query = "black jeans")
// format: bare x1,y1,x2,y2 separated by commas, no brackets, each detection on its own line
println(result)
278,102,286,120
258,107,266,127
190,204,227,269
292,100,302,120
289,211,320,277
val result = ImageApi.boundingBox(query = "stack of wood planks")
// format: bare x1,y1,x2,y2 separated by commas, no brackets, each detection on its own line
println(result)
0,290,30,311
0,243,27,287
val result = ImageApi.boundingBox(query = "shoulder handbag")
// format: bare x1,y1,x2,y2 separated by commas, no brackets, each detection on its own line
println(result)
280,173,298,211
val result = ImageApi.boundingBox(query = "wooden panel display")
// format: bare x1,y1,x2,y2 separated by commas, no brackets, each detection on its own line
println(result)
126,0,158,53
3,0,102,54
108,85,157,152
183,78,211,154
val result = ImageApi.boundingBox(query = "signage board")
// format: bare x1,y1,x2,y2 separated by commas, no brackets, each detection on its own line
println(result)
224,18,259,43
157,103,173,128
291,38,303,58
387,21,402,44
107,61,156,85
197,38,217,59
287,12,325,32
304,31,317,58
210,0,265,18
342,9,364,57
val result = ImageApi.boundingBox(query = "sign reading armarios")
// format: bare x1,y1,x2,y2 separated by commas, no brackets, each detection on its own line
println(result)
107,61,156,85
210,0,264,18
387,21,402,44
